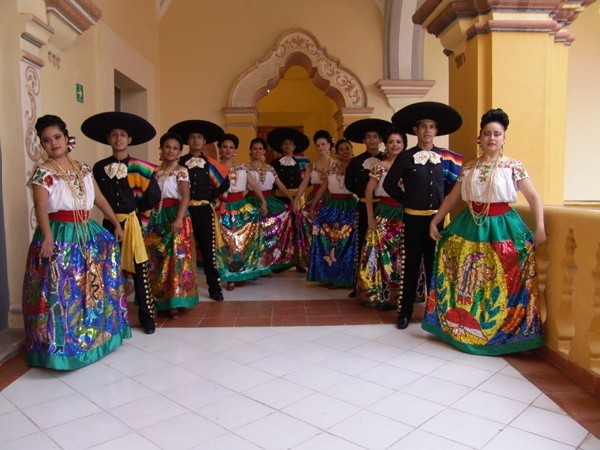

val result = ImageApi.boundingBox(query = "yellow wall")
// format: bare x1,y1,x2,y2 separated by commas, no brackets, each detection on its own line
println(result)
0,0,160,327
158,0,391,140
565,6,600,202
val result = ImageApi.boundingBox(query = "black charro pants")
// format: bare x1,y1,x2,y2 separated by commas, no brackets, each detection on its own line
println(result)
398,214,441,319
188,204,221,294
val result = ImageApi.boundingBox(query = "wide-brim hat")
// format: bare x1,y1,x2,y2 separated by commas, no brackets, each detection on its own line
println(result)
343,119,392,143
391,101,462,136
81,111,156,146
168,120,224,144
267,127,309,154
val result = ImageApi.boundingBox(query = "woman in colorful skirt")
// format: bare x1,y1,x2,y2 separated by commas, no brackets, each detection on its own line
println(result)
307,139,358,288
247,137,296,272
144,132,199,319
356,127,407,309
216,133,270,290
292,130,336,270
424,108,546,355
22,114,130,370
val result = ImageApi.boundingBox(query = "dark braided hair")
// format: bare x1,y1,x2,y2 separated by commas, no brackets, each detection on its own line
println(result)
35,114,69,140
480,108,509,131
313,129,335,147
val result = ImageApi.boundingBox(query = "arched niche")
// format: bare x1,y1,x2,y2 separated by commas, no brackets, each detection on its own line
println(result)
227,28,368,111
224,28,374,140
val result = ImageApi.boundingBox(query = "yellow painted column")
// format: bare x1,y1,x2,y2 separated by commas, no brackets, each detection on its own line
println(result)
414,0,593,205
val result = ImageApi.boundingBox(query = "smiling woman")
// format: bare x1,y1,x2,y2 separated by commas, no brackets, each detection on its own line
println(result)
21,114,131,370
423,108,547,356
144,131,199,319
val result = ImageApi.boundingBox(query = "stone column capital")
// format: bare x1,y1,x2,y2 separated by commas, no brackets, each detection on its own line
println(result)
413,0,596,55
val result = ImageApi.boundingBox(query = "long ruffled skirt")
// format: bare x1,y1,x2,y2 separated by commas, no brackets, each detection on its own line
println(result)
216,199,271,282
247,195,295,271
422,208,544,355
356,202,404,308
22,219,131,370
145,204,199,310
307,197,358,287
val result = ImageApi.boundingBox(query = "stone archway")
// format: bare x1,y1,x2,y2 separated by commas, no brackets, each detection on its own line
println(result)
223,28,374,140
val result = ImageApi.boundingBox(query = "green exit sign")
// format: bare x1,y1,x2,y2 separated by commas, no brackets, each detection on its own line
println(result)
76,83,84,103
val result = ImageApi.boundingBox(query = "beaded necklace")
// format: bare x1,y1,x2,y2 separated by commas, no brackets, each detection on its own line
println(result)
335,162,349,190
152,162,179,217
464,156,501,226
250,161,268,184
46,156,89,245
314,157,334,182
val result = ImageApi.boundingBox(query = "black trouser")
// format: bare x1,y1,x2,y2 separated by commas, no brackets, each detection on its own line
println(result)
350,202,369,289
188,204,221,294
398,214,441,319
103,219,155,330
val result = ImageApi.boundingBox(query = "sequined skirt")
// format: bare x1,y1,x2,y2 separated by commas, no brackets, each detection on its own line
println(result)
294,189,324,269
22,219,131,370
145,204,199,310
356,202,404,308
247,195,295,271
307,196,358,287
216,199,271,282
422,208,544,355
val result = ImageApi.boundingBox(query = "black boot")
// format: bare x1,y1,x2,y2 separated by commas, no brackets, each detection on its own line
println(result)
396,304,413,330
135,262,156,334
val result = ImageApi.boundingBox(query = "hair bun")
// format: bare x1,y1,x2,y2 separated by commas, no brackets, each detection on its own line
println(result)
480,108,509,130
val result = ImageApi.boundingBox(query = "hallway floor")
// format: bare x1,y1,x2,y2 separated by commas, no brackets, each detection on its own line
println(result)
1,271,599,449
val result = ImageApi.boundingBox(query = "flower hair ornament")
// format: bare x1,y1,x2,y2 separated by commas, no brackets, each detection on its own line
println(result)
67,136,76,152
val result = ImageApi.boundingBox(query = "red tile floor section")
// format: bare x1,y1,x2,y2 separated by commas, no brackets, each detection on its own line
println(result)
2,300,599,438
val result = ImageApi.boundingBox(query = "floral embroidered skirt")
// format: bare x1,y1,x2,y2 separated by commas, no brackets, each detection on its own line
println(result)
356,202,404,309
307,196,358,287
216,198,271,282
246,195,295,272
422,208,544,355
145,204,199,310
22,219,131,370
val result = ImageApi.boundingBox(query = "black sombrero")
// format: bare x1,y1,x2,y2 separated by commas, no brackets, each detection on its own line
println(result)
267,127,309,154
168,120,225,144
81,111,156,146
343,119,392,143
391,101,462,136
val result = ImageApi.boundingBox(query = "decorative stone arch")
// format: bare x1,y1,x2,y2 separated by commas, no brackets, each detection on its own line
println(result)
223,28,374,139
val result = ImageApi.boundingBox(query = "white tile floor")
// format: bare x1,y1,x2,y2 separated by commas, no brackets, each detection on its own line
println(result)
2,324,600,449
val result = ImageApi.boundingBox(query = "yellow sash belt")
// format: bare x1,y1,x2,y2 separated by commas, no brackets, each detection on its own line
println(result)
403,208,438,216
189,199,210,207
116,211,148,273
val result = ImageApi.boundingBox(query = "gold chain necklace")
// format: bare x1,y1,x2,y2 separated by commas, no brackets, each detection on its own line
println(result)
465,156,500,226
46,156,89,245
152,162,179,217
335,163,347,190
250,161,268,184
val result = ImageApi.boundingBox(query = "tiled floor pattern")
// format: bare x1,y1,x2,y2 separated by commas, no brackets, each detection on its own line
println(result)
1,271,600,449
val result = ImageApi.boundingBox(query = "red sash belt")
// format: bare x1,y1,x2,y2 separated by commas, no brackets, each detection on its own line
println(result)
379,196,401,207
49,210,89,222
330,194,354,200
246,189,273,197
311,184,321,193
161,198,179,207
225,191,245,202
471,202,509,215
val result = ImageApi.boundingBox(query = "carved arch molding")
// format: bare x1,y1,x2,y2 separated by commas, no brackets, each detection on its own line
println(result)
226,28,368,111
